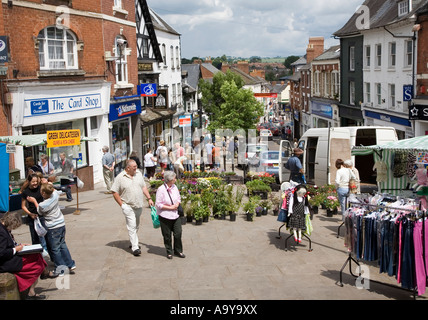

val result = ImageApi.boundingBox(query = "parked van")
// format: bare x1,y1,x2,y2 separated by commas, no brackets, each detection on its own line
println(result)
279,126,398,186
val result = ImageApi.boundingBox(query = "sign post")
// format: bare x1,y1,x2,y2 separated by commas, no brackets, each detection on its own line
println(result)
46,129,82,215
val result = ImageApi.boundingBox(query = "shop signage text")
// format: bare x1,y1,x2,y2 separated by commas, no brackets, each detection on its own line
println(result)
26,94,102,117
409,105,428,121
109,99,142,122
179,115,192,128
47,129,81,148
0,36,8,63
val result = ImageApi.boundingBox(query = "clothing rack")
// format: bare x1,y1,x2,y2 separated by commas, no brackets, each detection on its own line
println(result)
338,201,426,299
276,224,313,252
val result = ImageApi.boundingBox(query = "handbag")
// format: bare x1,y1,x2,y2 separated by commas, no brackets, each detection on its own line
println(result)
277,208,288,223
34,217,47,237
348,169,357,194
151,206,160,229
165,184,184,217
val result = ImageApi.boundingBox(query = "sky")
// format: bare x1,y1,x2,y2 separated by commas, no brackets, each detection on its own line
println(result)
147,0,363,59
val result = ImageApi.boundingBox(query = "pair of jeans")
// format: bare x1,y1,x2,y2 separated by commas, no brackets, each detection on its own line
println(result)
46,226,75,275
159,215,183,256
336,187,349,220
122,204,143,251
400,219,414,290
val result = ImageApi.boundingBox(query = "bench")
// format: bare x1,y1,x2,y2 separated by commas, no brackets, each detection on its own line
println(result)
0,273,20,300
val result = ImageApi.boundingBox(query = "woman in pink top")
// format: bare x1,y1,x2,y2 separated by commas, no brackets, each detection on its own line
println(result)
155,171,185,259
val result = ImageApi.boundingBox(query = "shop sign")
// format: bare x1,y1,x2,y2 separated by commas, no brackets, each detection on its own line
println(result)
365,110,411,127
403,85,413,102
311,101,333,119
0,36,8,63
139,83,157,97
409,105,428,121
254,93,278,98
25,93,102,118
47,129,81,148
179,115,192,128
109,99,142,122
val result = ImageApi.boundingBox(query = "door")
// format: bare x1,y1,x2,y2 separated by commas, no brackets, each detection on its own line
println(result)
306,137,318,184
279,139,293,183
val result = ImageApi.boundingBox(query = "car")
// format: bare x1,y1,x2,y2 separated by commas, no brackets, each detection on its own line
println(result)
265,123,280,136
260,151,282,182
260,129,273,139
245,143,269,167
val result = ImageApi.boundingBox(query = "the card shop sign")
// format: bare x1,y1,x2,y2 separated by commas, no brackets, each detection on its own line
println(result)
109,99,142,122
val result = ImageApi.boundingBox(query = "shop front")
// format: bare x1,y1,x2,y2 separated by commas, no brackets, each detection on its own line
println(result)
109,97,143,176
310,100,339,128
364,109,413,140
409,101,428,136
8,80,111,184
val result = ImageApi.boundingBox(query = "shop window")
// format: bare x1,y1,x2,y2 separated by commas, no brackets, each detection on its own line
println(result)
38,26,78,70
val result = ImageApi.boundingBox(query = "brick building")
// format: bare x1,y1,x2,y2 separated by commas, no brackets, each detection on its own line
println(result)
0,0,140,186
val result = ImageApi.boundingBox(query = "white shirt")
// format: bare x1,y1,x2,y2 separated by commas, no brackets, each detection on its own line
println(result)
335,167,356,189
144,152,156,167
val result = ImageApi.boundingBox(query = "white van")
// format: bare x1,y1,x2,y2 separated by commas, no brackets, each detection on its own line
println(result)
279,126,398,186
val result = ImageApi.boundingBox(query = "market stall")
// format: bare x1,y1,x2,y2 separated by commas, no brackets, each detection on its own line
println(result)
352,135,428,196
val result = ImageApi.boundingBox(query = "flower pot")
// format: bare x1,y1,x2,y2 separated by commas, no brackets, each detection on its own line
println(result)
195,218,203,225
312,206,319,214
186,215,193,223
246,212,253,221
253,191,268,199
229,212,237,221
272,209,279,216
326,208,337,217
203,216,209,222
262,208,268,215
256,210,262,217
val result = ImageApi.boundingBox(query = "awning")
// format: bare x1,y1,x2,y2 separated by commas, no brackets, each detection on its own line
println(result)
0,134,97,147
352,135,428,156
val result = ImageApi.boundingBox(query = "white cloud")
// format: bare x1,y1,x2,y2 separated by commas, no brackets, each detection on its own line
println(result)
147,0,362,58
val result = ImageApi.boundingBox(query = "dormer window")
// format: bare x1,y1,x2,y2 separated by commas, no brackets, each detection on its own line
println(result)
398,1,409,16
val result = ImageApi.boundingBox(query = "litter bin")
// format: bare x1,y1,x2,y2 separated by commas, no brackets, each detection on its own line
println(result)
9,169,20,182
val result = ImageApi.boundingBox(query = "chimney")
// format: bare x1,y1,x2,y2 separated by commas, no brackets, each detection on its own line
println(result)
306,37,324,64
221,63,230,73
236,61,250,75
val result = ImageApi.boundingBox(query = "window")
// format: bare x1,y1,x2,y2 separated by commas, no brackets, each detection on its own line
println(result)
398,1,409,16
365,83,371,103
405,40,413,67
115,36,128,84
349,81,355,105
114,0,122,8
349,46,355,71
161,44,166,66
324,72,330,97
389,84,396,109
389,42,396,68
332,71,340,98
364,45,371,68
38,27,78,70
170,46,174,69
375,44,382,68
313,71,320,95
175,46,180,69
376,83,382,105
142,38,149,58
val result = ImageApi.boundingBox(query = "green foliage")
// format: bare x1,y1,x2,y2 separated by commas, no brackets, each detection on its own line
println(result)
243,196,261,218
245,179,272,193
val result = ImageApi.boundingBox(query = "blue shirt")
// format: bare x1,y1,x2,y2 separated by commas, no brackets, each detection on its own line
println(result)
286,156,302,173
102,152,115,167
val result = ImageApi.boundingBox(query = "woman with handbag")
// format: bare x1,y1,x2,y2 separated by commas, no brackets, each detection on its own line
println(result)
335,159,356,221
155,171,185,260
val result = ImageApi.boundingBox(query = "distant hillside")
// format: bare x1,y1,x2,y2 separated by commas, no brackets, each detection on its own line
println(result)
261,57,285,64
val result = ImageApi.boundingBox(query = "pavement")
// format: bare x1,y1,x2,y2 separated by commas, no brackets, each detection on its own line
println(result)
10,180,428,303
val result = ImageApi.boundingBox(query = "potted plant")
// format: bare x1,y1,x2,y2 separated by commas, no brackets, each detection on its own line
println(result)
259,199,271,215
308,193,323,215
269,193,282,216
193,204,210,225
200,189,214,221
212,187,228,219
243,196,260,221
324,195,340,217
245,179,271,199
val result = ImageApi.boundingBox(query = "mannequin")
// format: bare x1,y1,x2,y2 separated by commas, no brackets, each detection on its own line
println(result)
288,185,310,243
412,164,428,191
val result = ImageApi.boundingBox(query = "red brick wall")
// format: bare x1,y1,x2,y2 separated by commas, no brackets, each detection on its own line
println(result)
417,15,428,96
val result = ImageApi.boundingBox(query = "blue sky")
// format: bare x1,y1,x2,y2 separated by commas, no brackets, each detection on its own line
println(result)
147,0,363,59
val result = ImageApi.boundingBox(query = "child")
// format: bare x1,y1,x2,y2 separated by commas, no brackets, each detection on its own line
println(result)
28,183,75,277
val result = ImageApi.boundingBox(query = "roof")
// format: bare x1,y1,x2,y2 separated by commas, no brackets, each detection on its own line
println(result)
181,64,201,91
313,45,341,61
334,0,428,37
290,56,307,66
227,67,262,86
149,8,181,36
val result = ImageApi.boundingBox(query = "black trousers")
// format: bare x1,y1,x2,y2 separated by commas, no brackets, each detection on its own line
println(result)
159,216,183,255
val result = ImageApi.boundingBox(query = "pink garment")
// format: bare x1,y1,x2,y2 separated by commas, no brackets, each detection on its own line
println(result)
413,220,428,296
155,184,181,220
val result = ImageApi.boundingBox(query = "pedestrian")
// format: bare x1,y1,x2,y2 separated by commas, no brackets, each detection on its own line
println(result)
0,212,50,300
184,143,193,172
102,146,115,194
205,139,214,169
335,159,357,220
58,152,74,202
19,173,46,247
25,157,43,177
174,142,184,159
173,155,187,180
285,148,305,184
168,148,175,171
28,183,76,277
39,154,54,176
344,159,361,194
155,171,185,260
155,140,168,174
129,151,141,169
144,147,157,180
111,159,154,256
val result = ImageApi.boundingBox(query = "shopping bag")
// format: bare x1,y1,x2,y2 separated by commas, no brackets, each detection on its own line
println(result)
151,206,160,229
277,209,288,223
34,217,47,237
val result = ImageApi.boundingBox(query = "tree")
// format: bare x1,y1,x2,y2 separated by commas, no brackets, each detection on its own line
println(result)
198,71,264,132
284,55,300,69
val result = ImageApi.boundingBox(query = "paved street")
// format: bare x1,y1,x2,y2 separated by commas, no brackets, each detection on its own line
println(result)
11,181,428,302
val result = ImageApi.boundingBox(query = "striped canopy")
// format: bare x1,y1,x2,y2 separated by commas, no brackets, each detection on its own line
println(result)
352,135,428,156
0,134,97,147
352,135,428,195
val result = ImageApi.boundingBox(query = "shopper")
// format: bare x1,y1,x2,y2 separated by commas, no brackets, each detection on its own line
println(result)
285,148,305,184
111,159,154,256
102,146,115,194
335,159,356,220
155,171,185,260
144,147,157,180
39,154,54,176
156,140,168,174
